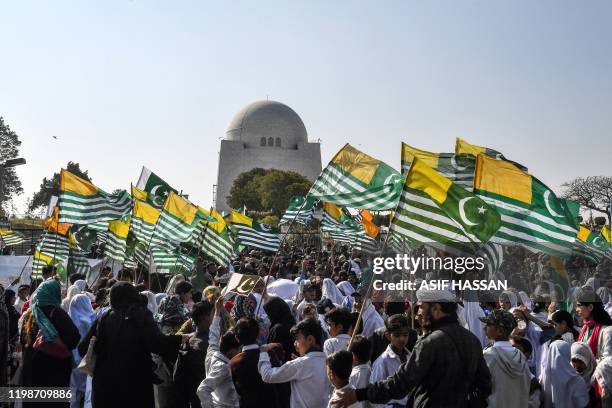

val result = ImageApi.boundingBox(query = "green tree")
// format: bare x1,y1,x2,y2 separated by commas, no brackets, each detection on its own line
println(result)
227,168,312,217
29,162,91,212
0,117,24,215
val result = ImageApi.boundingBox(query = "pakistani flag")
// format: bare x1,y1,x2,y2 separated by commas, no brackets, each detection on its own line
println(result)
456,137,528,172
150,192,205,251
226,211,280,252
279,196,317,226
309,144,403,210
390,158,501,254
401,143,475,189
71,225,100,253
131,199,160,244
136,167,178,210
573,226,610,264
0,230,26,247
474,154,579,257
105,218,131,262
58,169,131,224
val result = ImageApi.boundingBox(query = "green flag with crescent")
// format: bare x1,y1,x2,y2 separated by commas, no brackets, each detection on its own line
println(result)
136,166,178,210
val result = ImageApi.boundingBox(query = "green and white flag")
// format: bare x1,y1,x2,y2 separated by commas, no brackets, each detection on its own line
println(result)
104,218,130,262
279,196,317,225
131,199,160,244
226,212,280,252
390,158,501,255
150,192,205,251
309,144,403,210
573,226,610,264
189,209,236,266
0,230,26,247
67,248,91,276
474,154,579,258
58,169,131,225
401,143,475,189
36,231,70,263
136,166,178,210
150,246,196,274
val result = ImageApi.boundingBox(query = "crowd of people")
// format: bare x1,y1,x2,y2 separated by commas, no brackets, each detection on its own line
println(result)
0,241,612,408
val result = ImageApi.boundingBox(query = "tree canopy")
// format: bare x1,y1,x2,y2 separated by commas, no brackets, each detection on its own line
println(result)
562,176,612,222
28,162,91,212
0,117,24,216
227,168,312,217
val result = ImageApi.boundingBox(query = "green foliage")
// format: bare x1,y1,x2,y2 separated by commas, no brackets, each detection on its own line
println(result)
29,162,91,212
227,168,312,217
0,117,24,216
260,214,280,227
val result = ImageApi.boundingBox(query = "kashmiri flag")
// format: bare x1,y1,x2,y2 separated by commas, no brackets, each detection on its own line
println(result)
390,158,500,256
136,166,178,210
67,240,91,276
150,245,196,274
279,196,317,226
105,218,131,262
456,137,528,172
226,211,280,252
401,143,475,189
0,230,26,247
549,255,570,310
474,154,579,257
58,169,131,224
131,184,148,202
320,203,377,252
309,144,403,210
131,199,160,244
574,226,611,264
191,208,236,266
150,192,204,251
32,250,54,278
36,231,70,263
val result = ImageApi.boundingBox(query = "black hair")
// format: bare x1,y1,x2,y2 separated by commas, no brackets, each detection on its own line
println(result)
326,350,353,381
175,281,193,295
325,308,352,334
384,300,405,317
551,310,579,340
191,300,214,325
303,282,316,293
134,283,147,292
578,301,612,326
192,291,203,303
350,311,362,335
220,330,240,354
438,301,458,314
349,335,371,364
4,289,16,307
42,265,56,278
117,268,135,282
235,317,260,345
385,314,409,333
290,318,323,346
510,335,533,359
69,273,86,285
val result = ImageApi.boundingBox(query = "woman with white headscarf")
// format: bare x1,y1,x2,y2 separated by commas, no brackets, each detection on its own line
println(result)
540,340,589,408
62,280,87,312
518,291,533,311
499,291,518,312
336,281,355,297
359,300,385,338
322,278,344,306
141,291,158,315
68,293,95,408
571,342,596,390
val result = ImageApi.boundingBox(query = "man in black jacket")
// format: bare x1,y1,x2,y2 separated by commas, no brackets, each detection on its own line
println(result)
334,289,492,408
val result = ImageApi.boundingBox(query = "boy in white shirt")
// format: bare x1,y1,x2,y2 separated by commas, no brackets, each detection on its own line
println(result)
197,296,241,408
327,350,359,408
370,314,411,408
348,335,372,408
324,307,353,356
259,318,331,408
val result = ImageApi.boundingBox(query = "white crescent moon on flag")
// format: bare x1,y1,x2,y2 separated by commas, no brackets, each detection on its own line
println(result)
543,190,563,218
451,156,466,171
459,197,479,226
150,185,166,207
593,236,605,249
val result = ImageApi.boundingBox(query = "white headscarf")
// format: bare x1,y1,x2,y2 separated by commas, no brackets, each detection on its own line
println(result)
571,342,596,388
336,281,355,297
540,340,589,408
266,279,299,301
518,291,532,311
360,300,385,337
322,278,344,306
462,300,487,347
141,290,158,315
499,291,518,311
594,352,612,398
154,293,167,306
68,293,95,338
62,280,87,311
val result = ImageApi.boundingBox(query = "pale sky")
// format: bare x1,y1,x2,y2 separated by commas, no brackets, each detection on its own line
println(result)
1,1,610,215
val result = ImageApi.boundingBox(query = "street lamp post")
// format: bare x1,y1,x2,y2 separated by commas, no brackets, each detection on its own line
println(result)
0,157,26,219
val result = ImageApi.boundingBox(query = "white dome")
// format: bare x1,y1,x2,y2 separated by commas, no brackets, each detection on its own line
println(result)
225,100,308,148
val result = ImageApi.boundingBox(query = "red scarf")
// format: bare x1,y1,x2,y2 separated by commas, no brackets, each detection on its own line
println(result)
578,319,602,357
